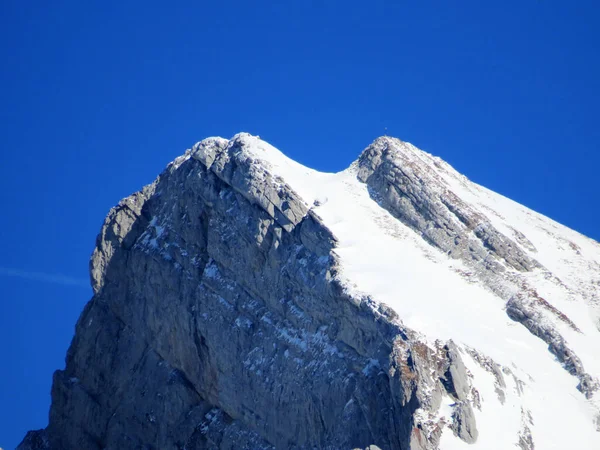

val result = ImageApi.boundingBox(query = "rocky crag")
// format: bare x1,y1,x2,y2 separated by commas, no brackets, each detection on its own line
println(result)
19,134,600,449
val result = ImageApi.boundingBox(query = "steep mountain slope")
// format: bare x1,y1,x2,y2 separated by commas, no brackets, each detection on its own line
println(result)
19,133,600,450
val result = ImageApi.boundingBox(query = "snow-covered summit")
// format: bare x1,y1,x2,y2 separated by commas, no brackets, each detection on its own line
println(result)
19,133,600,450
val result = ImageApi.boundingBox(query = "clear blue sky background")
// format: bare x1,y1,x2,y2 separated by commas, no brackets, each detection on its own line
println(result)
1,1,599,448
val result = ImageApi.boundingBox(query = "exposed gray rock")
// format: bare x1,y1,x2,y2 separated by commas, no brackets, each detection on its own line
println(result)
517,409,535,450
450,402,478,444
441,342,470,402
517,427,535,450
190,134,310,232
511,227,538,253
465,347,507,404
506,296,599,398
356,137,540,274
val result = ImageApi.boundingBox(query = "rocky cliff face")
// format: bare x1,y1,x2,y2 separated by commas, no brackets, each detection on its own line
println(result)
19,134,600,449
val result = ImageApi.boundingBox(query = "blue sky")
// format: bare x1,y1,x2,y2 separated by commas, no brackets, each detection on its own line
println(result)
1,1,599,448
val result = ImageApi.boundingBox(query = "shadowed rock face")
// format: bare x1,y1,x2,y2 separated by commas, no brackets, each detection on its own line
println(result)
18,135,477,450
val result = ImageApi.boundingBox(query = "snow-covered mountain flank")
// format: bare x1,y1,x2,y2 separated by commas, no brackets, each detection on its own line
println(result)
19,133,600,450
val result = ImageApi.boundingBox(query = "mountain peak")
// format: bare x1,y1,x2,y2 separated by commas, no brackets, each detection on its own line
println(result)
19,133,600,450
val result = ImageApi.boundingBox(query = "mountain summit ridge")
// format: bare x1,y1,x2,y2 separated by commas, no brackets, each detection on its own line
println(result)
20,133,600,450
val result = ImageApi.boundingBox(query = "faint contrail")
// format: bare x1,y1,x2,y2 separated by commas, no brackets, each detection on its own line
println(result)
0,267,89,288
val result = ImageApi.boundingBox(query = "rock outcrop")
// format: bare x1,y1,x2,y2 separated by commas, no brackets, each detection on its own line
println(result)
356,137,540,274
